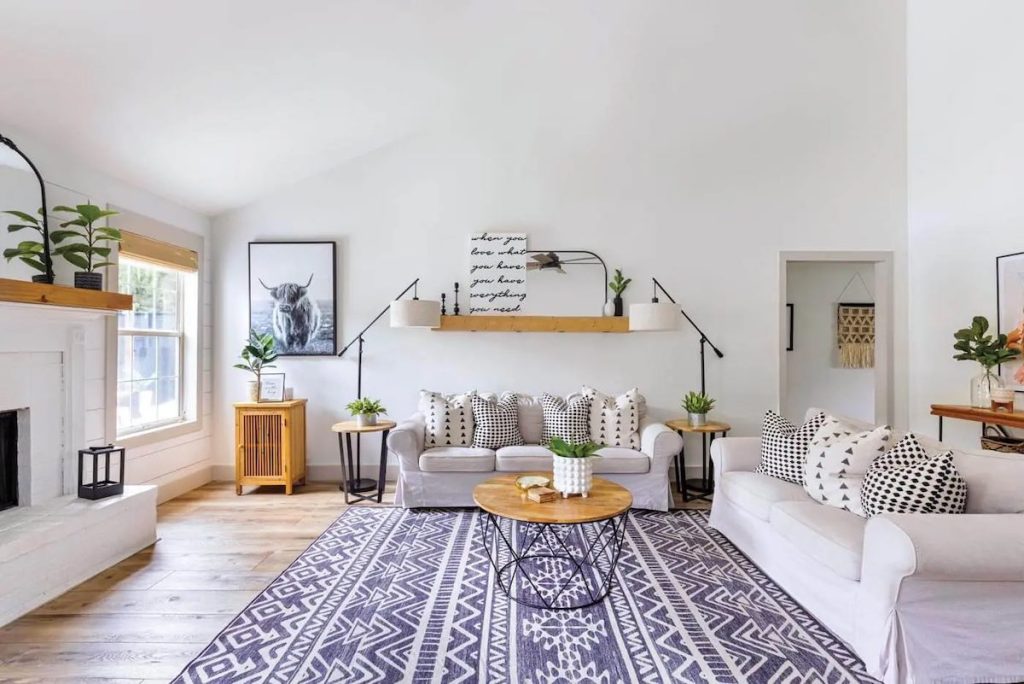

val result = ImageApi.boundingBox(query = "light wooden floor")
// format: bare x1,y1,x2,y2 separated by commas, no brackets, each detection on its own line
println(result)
0,481,709,683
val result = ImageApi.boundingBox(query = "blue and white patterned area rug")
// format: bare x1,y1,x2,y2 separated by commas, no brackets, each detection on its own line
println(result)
173,508,875,683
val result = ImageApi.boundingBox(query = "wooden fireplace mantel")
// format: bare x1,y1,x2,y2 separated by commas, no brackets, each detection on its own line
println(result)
0,278,132,312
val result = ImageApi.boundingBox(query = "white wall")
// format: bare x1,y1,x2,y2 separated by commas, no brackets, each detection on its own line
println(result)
211,1,908,476
0,124,213,501
907,0,1024,448
784,262,875,423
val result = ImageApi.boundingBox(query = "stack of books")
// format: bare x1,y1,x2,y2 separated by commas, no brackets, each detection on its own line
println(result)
527,486,558,503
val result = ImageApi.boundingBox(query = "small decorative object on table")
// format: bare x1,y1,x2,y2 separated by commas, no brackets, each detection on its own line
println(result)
234,329,279,402
608,268,631,317
78,444,125,500
515,474,551,491
258,373,286,402
51,204,122,290
952,316,1019,408
346,397,387,428
527,486,558,503
991,387,1015,412
453,282,461,315
548,436,601,498
682,391,715,427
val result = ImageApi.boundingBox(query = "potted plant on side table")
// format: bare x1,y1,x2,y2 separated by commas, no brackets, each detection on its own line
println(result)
234,329,279,401
346,398,387,428
682,391,715,427
51,204,122,290
549,436,602,498
953,315,1020,408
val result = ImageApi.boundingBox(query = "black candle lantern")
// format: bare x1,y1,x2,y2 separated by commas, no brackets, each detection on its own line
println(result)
78,444,125,500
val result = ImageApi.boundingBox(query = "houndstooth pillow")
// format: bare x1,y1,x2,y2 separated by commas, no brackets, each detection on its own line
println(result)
804,416,892,516
540,393,592,446
756,410,827,484
860,433,968,516
471,393,525,450
579,386,641,448
418,390,475,448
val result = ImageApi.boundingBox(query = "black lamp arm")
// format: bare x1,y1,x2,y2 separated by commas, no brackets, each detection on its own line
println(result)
337,278,420,357
652,277,724,359
0,133,54,281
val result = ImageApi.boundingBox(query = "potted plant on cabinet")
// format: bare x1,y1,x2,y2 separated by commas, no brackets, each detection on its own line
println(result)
608,268,632,317
51,204,121,290
234,329,279,401
549,436,602,498
953,315,1020,408
682,391,715,427
346,398,387,428
3,208,53,283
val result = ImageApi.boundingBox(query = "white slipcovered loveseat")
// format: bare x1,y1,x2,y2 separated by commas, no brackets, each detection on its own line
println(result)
710,408,1024,684
387,393,683,510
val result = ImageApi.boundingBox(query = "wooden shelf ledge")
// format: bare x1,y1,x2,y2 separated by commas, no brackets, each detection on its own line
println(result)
0,278,132,312
434,315,629,333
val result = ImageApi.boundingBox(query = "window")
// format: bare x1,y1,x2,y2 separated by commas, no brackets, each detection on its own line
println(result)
116,257,188,435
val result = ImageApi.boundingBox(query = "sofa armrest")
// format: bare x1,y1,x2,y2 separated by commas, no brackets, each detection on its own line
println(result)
639,419,683,475
387,413,426,473
863,513,1024,585
710,437,761,474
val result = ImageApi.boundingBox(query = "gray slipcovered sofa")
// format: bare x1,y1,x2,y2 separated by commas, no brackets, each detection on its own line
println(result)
386,393,683,510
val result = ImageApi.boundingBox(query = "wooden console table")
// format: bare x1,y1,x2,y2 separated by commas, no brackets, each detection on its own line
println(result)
234,399,307,495
930,404,1024,441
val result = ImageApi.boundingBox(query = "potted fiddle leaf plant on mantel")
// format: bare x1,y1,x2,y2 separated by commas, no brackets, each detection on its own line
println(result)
608,268,631,317
3,208,54,283
549,436,602,498
235,329,279,402
346,398,387,428
51,204,122,290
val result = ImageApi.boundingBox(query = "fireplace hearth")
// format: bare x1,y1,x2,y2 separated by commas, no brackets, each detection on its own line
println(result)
0,411,17,512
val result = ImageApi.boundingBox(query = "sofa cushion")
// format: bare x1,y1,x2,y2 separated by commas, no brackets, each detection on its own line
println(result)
495,445,552,472
770,501,866,581
861,434,967,516
418,390,475,448
540,393,592,446
471,393,525,449
804,417,892,517
755,410,827,484
593,447,649,474
719,471,813,521
578,386,642,448
419,447,495,473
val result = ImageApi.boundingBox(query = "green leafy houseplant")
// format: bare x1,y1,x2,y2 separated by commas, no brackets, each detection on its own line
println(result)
953,315,1020,407
51,204,122,290
3,208,52,282
346,398,387,427
682,391,715,426
608,268,631,317
234,329,279,401
548,436,602,458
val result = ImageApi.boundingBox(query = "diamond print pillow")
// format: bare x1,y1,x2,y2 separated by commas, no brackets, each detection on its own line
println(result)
579,386,641,448
540,394,592,446
471,393,525,450
755,410,826,484
418,390,475,448
804,416,891,516
860,433,968,516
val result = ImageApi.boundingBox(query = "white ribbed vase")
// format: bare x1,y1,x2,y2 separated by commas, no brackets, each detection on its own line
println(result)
552,455,594,498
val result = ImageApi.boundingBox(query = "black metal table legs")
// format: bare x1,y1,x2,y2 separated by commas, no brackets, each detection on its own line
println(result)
337,429,390,504
676,430,726,502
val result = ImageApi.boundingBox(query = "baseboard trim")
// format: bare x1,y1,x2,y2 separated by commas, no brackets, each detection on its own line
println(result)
154,464,212,504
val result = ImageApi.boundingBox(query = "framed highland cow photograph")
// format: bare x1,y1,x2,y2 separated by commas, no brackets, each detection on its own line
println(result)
249,241,336,356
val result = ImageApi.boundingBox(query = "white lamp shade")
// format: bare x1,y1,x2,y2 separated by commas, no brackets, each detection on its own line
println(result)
390,298,441,328
629,302,682,331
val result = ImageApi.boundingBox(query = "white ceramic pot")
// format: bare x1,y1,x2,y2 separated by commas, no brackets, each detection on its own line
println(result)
247,380,259,402
552,455,594,498
356,413,377,428
688,412,707,427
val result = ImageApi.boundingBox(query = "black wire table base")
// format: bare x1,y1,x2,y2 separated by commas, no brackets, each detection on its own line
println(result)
479,510,629,610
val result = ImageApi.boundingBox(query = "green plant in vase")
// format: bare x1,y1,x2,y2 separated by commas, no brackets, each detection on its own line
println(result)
608,268,632,317
51,204,122,290
346,397,387,427
548,436,602,498
3,208,53,283
682,391,715,427
234,329,279,401
953,315,1019,408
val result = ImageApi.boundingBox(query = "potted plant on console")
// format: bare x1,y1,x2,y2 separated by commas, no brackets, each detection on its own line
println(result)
549,436,601,498
51,204,121,290
953,315,1020,408
346,398,387,428
234,329,279,401
608,268,631,317
682,391,715,427
3,208,53,283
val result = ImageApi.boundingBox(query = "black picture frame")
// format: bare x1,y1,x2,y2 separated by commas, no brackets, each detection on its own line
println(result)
249,241,337,356
996,250,1024,392
786,303,794,352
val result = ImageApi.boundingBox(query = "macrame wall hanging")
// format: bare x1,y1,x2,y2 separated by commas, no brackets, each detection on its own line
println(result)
834,271,875,369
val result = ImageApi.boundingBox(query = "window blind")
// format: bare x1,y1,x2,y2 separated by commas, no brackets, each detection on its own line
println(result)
119,230,198,273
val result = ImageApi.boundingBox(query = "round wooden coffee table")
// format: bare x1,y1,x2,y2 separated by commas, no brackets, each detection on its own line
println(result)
474,473,632,610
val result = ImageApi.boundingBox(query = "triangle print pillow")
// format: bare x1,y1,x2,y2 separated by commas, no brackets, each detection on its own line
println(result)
755,410,826,484
804,416,891,517
579,386,641,448
418,390,475,448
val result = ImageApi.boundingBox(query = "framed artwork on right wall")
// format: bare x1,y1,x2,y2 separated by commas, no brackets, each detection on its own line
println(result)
996,251,1024,391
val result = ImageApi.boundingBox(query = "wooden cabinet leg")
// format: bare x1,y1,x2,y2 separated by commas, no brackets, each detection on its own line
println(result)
236,484,242,496
286,482,293,495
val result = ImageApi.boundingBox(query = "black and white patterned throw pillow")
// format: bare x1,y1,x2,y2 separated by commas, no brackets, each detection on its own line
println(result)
471,393,525,450
540,393,592,446
579,386,641,448
419,390,475,448
860,433,968,516
804,416,891,517
755,410,827,484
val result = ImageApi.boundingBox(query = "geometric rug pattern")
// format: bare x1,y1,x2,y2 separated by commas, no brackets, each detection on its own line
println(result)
172,508,876,683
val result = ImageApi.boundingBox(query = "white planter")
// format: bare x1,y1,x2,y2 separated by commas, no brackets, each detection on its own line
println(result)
355,413,377,428
552,455,594,498
247,380,259,402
